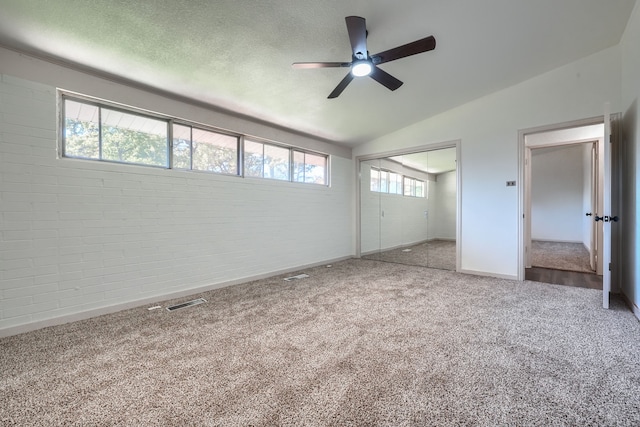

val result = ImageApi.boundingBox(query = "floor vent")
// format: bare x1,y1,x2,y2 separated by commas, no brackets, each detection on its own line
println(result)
284,273,310,281
166,298,207,311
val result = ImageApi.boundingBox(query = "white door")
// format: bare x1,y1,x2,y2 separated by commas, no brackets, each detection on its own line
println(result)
602,104,611,309
589,143,597,271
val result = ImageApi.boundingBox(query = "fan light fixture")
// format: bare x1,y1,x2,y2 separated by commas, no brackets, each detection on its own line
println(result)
292,16,436,98
351,60,372,77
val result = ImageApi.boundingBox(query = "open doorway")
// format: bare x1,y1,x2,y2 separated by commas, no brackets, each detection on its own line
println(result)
522,122,604,289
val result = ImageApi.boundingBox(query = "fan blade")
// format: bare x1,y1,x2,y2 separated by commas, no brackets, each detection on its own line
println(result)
292,62,350,69
369,67,403,91
328,73,355,99
345,16,368,59
372,36,436,65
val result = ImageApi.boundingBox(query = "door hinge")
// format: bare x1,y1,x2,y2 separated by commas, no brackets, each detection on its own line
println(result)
609,262,612,271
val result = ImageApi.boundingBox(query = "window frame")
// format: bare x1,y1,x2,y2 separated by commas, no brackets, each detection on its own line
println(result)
61,94,172,169
242,137,292,182
370,167,403,196
172,121,241,176
403,176,427,198
370,166,427,198
59,91,329,186
291,149,328,186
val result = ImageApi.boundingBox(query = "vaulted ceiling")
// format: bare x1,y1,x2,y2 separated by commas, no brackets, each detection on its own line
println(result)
0,0,636,147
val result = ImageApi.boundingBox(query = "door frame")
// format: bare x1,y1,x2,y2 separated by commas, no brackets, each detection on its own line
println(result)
523,138,603,272
518,116,606,281
355,139,462,272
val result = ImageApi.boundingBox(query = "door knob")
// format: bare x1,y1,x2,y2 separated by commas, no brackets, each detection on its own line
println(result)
596,215,620,222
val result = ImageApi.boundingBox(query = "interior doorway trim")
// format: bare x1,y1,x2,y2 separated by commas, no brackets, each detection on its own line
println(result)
517,116,605,281
355,139,462,272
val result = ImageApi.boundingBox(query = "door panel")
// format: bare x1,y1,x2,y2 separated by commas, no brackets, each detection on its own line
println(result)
589,143,597,271
360,159,381,260
359,148,457,271
602,105,611,309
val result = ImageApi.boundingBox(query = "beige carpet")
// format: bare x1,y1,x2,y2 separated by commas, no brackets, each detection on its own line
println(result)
531,240,594,273
1,259,639,426
364,240,456,270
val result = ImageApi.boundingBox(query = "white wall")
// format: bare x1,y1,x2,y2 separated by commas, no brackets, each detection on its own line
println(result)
354,46,622,278
620,2,640,318
0,50,353,336
433,171,456,240
530,145,584,242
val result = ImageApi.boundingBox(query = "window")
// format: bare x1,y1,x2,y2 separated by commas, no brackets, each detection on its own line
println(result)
404,177,426,197
172,123,239,175
371,170,426,197
64,99,168,167
244,139,290,181
403,177,414,196
293,150,327,185
370,167,381,192
389,172,403,195
380,170,389,193
62,93,328,185
370,167,403,195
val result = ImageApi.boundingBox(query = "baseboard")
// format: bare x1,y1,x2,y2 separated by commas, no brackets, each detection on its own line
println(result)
362,238,455,256
621,292,640,322
0,255,354,338
459,269,518,281
532,238,583,244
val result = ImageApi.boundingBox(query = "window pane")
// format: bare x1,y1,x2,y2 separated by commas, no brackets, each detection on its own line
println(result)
416,180,424,197
192,128,238,174
395,174,403,194
263,144,290,180
380,170,389,193
389,172,401,194
64,100,99,159
172,124,191,169
292,151,305,183
404,177,412,196
370,168,380,192
304,152,327,185
101,108,168,167
244,140,264,178
388,172,396,194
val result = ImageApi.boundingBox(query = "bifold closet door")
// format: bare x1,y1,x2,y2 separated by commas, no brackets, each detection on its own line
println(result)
360,159,382,261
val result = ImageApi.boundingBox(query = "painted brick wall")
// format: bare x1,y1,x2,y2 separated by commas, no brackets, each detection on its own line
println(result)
0,74,353,334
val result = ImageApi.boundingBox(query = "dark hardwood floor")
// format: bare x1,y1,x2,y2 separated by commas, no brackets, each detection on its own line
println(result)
525,267,602,290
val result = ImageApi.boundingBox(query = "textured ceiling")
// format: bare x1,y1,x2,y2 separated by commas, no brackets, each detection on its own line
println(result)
0,0,636,147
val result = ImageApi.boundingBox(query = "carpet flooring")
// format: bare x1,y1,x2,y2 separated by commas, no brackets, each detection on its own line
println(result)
531,240,594,273
1,259,639,426
364,240,456,271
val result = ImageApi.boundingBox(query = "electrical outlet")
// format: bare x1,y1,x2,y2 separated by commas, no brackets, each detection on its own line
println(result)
506,181,516,187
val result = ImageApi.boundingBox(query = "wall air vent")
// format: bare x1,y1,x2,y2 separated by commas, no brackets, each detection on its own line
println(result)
166,298,207,311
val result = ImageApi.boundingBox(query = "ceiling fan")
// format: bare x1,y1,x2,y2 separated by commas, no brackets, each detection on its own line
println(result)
292,16,436,99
